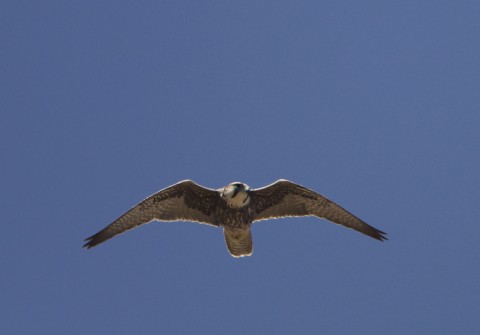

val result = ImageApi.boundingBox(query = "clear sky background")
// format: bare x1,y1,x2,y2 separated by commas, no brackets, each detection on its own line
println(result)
1,1,479,334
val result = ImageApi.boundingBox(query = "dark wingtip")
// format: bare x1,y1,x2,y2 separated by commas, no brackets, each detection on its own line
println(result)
82,232,103,249
82,237,95,249
372,229,388,242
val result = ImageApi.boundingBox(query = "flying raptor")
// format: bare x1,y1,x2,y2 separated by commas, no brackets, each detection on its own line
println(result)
83,180,387,257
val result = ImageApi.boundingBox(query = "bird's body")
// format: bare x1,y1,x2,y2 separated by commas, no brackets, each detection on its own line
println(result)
84,180,387,257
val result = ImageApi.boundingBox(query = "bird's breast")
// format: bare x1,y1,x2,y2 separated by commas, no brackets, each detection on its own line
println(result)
217,207,252,229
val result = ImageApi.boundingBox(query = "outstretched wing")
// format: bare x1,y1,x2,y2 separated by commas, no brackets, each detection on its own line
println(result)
83,180,220,248
251,179,387,241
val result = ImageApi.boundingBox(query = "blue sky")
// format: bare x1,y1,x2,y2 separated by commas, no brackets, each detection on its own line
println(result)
1,1,479,334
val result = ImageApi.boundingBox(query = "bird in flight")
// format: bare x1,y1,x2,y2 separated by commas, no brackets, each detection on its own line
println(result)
83,179,387,257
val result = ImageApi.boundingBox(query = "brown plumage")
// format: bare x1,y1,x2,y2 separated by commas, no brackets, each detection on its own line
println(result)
84,179,387,257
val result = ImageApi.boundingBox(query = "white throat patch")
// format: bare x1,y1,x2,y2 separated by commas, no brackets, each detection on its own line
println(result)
223,184,250,208
226,190,250,208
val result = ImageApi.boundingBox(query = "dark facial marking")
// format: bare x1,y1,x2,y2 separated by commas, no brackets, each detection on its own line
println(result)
242,190,250,203
231,185,240,198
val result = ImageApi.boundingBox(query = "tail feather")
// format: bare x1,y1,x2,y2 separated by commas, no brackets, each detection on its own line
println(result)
223,228,253,258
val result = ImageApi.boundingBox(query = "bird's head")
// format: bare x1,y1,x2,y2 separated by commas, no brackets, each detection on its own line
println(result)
222,182,251,208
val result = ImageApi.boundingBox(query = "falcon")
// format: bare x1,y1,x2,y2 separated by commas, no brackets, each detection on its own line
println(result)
83,180,387,257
